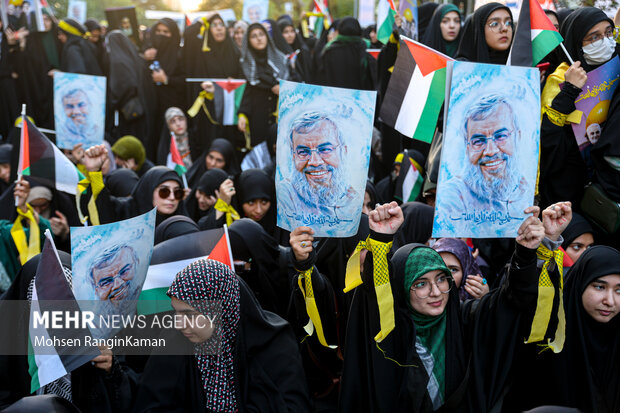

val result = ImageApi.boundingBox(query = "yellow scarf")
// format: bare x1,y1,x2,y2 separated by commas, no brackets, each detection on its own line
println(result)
214,199,240,226
11,204,40,265
76,169,105,226
297,267,337,348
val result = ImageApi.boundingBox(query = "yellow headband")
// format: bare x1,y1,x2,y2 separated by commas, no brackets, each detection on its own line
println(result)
59,20,87,38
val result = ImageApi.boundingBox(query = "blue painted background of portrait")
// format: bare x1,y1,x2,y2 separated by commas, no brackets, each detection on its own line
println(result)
276,80,376,237
54,72,106,150
433,62,540,238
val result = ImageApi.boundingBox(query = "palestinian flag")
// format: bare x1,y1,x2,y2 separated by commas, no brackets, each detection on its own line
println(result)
367,49,381,60
211,79,246,126
166,133,187,176
17,117,84,194
508,0,563,67
394,150,424,203
28,230,99,391
380,38,452,144
377,0,397,44
138,227,234,315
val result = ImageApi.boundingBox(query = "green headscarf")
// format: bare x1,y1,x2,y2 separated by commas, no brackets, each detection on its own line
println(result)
404,247,451,405
440,4,461,58
111,136,146,170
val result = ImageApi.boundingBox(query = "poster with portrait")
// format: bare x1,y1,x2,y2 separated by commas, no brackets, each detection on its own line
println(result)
242,0,268,23
67,0,86,23
570,56,620,151
53,72,106,150
398,0,418,40
71,209,156,338
105,6,141,47
276,80,376,237
433,61,540,238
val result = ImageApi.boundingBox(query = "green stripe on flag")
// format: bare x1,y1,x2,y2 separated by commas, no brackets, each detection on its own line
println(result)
174,164,187,176
412,68,446,143
137,287,173,315
27,336,40,393
234,84,246,125
408,174,424,202
377,8,396,44
532,30,563,66
22,166,31,176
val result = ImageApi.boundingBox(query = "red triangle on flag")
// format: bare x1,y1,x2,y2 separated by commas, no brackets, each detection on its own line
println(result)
403,38,450,77
215,80,246,93
530,0,558,32
209,232,233,270
368,49,381,59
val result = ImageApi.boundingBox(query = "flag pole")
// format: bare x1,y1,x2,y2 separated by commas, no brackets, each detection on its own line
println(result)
559,43,575,65
182,173,188,189
15,104,26,207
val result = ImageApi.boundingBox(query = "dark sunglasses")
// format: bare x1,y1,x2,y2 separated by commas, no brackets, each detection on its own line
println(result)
158,186,184,200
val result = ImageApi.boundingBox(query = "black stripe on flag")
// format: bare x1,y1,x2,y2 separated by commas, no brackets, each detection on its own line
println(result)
380,40,417,127
509,0,534,67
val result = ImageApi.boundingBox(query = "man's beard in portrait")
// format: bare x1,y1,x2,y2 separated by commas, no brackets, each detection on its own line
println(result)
292,162,349,207
463,152,521,201
66,114,96,137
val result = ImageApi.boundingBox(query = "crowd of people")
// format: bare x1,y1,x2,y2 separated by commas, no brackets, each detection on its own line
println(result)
0,2,620,412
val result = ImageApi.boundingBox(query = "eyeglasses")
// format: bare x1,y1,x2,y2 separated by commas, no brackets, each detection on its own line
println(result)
467,129,512,152
96,269,132,290
583,27,618,46
487,20,514,33
158,186,184,200
410,275,453,299
295,143,338,161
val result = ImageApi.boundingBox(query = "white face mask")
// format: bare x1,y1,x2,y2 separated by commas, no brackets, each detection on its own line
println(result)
582,37,616,65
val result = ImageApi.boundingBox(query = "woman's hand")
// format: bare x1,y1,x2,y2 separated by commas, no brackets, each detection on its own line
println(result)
516,206,544,250
50,211,70,239
91,346,113,373
542,201,572,242
201,81,215,93
14,178,30,213
290,226,314,261
215,179,235,205
464,274,489,299
564,61,587,89
368,201,404,235
83,144,109,172
152,68,168,84
271,84,280,95
143,48,157,61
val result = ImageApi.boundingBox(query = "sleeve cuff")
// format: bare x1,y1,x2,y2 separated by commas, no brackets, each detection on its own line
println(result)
369,230,393,243
292,249,316,272
514,243,537,267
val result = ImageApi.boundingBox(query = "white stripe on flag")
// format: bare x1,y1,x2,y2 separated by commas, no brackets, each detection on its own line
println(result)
166,152,174,170
394,66,434,137
30,284,67,388
402,164,418,201
223,90,236,126
142,256,208,291
52,144,80,194
531,29,543,40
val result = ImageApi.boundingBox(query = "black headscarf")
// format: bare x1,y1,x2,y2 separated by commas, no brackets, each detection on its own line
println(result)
422,4,462,57
277,16,304,51
267,18,293,55
184,14,241,79
392,202,435,250
58,18,102,75
236,168,276,235
561,7,615,72
417,3,441,40
184,168,228,222
559,246,620,411
129,166,185,226
228,218,287,315
185,138,240,189
561,212,594,251
147,18,181,76
154,215,199,245
104,168,140,197
556,8,575,27
455,2,513,64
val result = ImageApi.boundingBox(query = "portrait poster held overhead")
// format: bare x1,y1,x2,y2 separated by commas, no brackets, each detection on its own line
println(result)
569,56,620,151
71,209,156,338
67,0,86,23
242,0,268,23
53,72,106,150
398,0,418,40
433,61,540,238
276,80,376,237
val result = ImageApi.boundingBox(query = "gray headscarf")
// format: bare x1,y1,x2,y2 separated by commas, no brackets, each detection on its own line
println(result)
240,23,289,86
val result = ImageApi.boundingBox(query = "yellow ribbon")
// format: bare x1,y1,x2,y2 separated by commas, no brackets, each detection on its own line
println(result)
525,243,565,353
10,204,40,265
540,62,582,124
76,169,104,226
214,199,239,226
188,91,218,125
58,20,89,39
199,17,210,52
297,268,337,348
542,106,570,127
343,238,368,293
238,113,252,151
